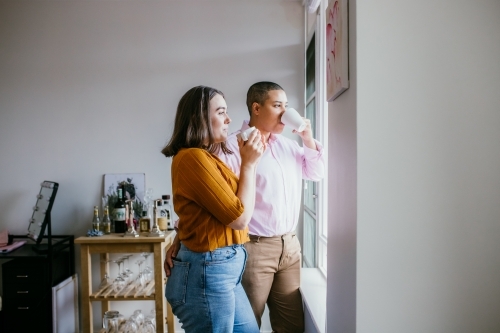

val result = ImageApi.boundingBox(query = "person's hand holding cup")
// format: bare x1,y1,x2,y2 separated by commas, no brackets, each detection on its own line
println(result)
238,127,265,168
281,108,306,132
237,126,256,142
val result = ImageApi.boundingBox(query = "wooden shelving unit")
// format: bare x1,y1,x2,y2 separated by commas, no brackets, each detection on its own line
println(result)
75,232,175,333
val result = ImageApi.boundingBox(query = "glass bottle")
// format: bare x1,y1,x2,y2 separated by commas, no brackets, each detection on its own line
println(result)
162,194,174,230
139,209,151,233
101,205,111,234
92,206,100,231
113,187,127,233
156,201,167,231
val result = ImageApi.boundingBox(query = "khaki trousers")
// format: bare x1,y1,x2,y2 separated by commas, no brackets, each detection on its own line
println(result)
242,233,304,333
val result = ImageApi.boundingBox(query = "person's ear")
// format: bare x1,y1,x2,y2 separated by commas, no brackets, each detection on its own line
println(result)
252,102,260,116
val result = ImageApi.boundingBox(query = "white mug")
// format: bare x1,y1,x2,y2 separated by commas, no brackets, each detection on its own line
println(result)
236,126,256,141
281,108,306,132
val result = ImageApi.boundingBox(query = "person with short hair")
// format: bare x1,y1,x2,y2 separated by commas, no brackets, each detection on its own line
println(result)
226,81,325,332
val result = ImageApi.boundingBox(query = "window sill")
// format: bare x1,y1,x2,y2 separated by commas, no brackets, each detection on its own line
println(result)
300,268,326,333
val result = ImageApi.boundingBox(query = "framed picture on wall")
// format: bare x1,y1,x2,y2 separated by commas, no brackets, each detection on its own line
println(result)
103,173,145,220
326,0,349,102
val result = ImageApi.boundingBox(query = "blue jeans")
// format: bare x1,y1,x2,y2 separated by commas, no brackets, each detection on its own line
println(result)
165,243,259,333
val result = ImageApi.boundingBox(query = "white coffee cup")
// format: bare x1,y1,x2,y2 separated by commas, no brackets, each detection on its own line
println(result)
236,126,256,141
281,108,306,132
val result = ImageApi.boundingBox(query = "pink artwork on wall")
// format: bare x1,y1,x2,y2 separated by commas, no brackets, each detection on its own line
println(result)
326,0,349,102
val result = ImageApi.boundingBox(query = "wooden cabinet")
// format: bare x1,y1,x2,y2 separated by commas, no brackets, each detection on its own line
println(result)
75,232,175,333
0,235,75,332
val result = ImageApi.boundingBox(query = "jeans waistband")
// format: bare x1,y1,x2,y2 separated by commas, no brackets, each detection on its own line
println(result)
179,242,244,253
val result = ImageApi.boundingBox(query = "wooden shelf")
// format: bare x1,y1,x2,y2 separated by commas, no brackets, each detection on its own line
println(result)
75,231,175,333
90,280,156,300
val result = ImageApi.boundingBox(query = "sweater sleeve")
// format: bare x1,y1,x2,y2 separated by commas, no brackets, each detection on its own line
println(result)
174,149,244,226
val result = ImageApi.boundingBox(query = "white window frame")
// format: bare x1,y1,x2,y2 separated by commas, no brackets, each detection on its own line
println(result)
303,1,328,277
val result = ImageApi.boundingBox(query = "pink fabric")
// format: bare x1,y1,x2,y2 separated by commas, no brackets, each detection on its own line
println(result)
0,241,25,253
0,229,8,247
218,121,325,237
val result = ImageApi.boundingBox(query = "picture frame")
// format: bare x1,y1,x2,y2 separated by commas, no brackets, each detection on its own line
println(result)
103,173,145,220
326,0,349,102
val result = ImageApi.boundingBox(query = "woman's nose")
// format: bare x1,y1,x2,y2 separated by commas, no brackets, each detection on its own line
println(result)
226,115,231,123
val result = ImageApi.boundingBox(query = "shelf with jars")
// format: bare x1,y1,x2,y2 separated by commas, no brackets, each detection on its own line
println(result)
75,231,175,333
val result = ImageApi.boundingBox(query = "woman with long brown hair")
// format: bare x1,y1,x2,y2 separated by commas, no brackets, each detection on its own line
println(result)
162,86,264,333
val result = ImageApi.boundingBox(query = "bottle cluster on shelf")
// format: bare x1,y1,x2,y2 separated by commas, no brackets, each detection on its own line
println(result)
91,186,174,235
89,205,111,235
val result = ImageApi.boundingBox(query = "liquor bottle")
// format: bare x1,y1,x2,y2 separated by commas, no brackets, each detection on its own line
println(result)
101,205,111,234
113,187,127,233
156,201,167,231
139,209,151,233
92,206,100,231
162,194,174,230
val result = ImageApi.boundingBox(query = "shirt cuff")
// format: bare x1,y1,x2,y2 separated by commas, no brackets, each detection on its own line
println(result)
304,139,324,159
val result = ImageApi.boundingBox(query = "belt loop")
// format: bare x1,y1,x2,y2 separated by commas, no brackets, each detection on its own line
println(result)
250,234,261,243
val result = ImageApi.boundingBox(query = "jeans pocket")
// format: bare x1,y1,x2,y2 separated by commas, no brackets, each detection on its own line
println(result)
206,246,240,265
165,260,189,305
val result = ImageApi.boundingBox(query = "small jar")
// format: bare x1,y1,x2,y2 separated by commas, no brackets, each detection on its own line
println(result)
102,310,119,333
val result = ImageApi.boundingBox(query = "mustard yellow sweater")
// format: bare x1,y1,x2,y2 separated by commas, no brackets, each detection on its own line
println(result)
171,148,249,252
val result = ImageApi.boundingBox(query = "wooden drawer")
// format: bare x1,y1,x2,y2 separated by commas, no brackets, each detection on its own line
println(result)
3,297,45,310
2,265,44,285
3,283,46,301
3,302,51,332
2,251,70,286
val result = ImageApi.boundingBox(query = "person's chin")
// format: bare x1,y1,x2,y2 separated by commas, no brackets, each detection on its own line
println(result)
214,135,227,143
273,124,285,134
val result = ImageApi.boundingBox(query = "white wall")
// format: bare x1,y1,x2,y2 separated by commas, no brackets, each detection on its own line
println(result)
328,0,500,332
326,0,357,331
0,1,304,331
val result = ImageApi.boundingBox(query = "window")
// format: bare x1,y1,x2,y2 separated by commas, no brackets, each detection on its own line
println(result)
303,34,317,268
302,5,328,276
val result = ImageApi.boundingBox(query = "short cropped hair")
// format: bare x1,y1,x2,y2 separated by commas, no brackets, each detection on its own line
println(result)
246,81,284,116
161,85,232,157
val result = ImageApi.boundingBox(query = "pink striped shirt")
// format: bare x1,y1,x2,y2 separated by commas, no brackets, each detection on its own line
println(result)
218,121,325,237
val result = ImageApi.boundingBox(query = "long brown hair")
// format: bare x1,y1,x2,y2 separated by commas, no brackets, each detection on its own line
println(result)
161,86,233,157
